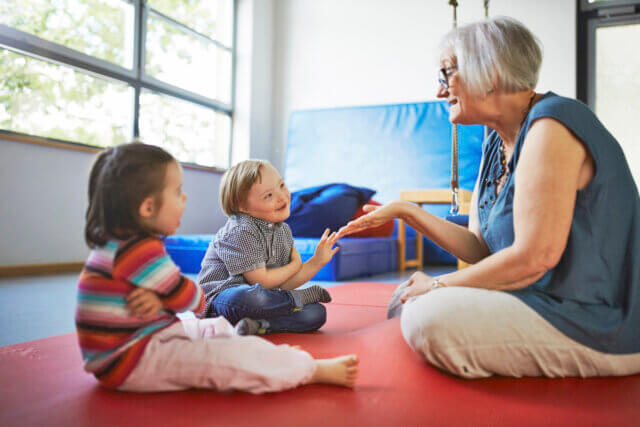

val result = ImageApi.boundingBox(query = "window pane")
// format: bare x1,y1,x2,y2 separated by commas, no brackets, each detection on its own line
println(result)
147,0,233,46
0,48,133,146
0,0,134,69
595,23,640,185
139,90,230,168
145,15,232,104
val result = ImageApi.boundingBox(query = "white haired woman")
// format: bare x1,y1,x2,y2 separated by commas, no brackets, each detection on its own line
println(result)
339,16,640,378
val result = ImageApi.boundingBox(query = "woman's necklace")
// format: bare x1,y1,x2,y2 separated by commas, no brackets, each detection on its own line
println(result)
495,91,537,190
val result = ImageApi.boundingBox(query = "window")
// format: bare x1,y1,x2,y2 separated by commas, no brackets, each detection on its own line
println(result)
578,0,640,184
0,0,234,169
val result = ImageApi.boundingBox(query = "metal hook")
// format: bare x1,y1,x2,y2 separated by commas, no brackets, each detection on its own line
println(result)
450,187,460,216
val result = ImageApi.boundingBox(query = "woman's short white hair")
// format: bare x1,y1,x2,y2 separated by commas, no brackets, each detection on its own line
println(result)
440,16,543,96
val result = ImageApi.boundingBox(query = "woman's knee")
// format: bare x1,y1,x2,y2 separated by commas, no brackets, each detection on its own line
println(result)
401,294,448,353
400,290,477,376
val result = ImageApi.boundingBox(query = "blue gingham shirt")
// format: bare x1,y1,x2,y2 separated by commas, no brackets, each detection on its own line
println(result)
196,213,294,313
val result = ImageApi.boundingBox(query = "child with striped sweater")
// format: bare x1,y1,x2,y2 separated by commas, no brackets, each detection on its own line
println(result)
76,143,358,393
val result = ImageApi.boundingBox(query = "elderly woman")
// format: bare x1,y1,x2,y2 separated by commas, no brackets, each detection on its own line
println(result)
339,16,640,378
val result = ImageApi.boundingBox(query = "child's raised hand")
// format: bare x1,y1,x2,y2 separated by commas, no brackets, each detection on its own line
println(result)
126,288,163,319
312,228,340,265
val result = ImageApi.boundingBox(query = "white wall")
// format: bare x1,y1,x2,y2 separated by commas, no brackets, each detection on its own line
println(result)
232,0,276,163
270,0,577,170
0,139,225,266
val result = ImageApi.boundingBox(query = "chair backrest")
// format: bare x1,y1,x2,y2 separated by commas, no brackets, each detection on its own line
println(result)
285,100,484,217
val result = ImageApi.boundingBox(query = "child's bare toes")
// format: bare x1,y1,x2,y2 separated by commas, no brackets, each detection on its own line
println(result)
342,354,359,366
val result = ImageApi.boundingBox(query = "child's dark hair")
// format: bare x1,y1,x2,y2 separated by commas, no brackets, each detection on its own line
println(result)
85,142,175,248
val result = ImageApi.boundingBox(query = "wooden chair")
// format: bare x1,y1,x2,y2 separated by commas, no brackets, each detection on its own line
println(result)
397,189,472,271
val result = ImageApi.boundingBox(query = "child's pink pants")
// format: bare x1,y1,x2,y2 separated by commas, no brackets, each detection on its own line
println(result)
119,316,315,394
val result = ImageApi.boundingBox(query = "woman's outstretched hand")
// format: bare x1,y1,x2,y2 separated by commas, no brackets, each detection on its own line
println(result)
337,201,404,238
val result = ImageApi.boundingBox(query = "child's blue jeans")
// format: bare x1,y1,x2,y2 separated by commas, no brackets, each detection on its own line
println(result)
210,284,326,333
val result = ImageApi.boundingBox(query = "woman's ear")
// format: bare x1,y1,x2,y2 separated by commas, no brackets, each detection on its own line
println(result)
139,196,156,219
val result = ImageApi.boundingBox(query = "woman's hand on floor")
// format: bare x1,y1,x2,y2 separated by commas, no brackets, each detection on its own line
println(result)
400,271,437,303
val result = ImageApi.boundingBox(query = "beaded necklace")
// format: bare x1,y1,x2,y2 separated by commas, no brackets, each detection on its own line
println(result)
495,91,537,188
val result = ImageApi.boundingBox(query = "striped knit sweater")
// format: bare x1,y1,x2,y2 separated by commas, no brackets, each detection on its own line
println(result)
75,234,205,388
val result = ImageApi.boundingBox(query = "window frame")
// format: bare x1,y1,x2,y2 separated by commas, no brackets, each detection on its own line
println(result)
0,0,236,172
577,0,640,107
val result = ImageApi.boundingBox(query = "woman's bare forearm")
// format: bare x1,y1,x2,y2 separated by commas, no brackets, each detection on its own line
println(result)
437,245,547,291
402,203,490,263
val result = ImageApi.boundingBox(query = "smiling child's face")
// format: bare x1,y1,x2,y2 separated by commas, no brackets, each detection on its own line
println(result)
240,164,291,223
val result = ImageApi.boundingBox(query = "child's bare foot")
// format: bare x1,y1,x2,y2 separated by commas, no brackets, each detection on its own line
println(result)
311,355,359,388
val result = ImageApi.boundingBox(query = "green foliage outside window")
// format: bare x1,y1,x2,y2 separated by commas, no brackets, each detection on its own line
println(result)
0,0,233,169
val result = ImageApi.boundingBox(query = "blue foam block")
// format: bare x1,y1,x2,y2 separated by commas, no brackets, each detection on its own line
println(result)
164,234,213,274
285,101,482,264
285,101,483,204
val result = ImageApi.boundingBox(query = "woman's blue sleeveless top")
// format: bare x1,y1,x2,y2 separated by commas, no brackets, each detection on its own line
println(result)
477,92,640,354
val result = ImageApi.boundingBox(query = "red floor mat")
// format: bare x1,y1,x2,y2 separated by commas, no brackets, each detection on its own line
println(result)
1,282,639,426
328,281,396,308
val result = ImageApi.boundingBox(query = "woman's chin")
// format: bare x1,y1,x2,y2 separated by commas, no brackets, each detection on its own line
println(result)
449,112,471,126
448,108,461,124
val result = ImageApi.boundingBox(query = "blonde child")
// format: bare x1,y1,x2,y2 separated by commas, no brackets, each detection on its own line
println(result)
76,143,358,393
198,160,339,335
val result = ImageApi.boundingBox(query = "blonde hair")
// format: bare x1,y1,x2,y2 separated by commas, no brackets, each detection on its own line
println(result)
219,159,270,216
440,16,543,96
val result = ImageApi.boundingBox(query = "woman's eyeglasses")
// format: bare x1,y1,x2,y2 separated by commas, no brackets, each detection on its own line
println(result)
438,66,458,89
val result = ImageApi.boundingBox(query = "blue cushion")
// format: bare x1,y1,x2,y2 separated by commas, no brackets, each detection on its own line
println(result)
164,234,213,274
285,183,376,237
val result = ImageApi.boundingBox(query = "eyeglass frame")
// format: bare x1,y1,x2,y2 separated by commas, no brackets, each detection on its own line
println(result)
438,65,458,89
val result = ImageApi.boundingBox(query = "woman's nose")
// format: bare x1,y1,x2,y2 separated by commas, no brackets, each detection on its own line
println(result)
437,84,448,98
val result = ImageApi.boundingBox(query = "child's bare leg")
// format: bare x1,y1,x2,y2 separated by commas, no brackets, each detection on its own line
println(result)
310,355,359,388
